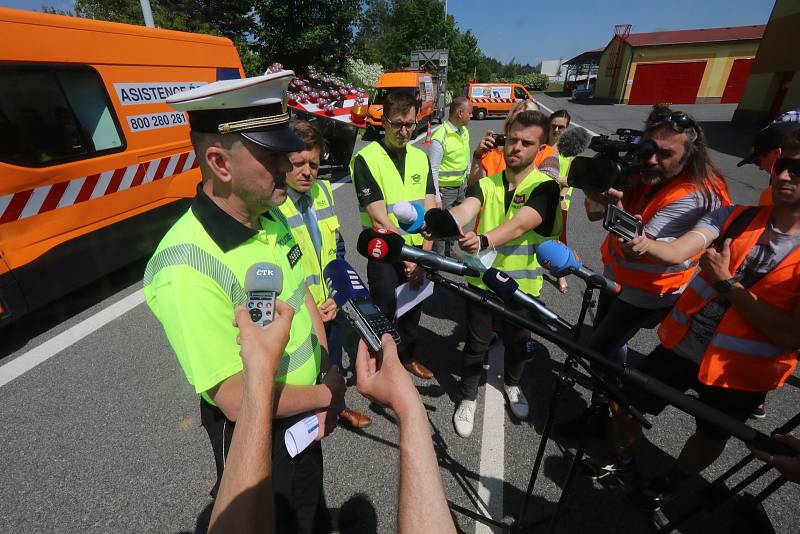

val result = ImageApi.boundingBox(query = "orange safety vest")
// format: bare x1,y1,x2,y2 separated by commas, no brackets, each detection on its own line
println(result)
479,144,558,177
658,205,800,392
601,173,731,296
759,185,773,206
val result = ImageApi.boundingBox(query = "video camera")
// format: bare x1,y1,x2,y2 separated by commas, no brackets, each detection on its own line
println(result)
567,128,657,192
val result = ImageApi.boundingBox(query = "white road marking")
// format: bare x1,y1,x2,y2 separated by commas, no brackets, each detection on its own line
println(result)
537,100,599,137
0,291,145,388
475,342,505,533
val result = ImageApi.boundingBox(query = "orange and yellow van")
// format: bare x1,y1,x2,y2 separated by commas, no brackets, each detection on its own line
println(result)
0,8,243,325
465,82,534,120
366,70,435,137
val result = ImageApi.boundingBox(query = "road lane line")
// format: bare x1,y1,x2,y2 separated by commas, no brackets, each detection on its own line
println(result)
0,291,144,388
476,342,505,533
536,100,600,137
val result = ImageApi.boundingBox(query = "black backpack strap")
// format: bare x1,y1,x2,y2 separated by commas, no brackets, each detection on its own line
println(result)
713,206,761,252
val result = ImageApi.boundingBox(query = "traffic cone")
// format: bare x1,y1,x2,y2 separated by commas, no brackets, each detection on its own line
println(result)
423,122,433,146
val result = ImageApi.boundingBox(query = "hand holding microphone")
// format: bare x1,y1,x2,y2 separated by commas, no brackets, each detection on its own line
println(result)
391,201,464,240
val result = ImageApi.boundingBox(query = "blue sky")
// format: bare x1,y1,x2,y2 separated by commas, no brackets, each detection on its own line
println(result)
3,0,775,65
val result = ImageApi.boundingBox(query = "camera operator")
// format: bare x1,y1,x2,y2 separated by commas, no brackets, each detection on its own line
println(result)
610,129,800,510
586,107,730,366
444,110,562,437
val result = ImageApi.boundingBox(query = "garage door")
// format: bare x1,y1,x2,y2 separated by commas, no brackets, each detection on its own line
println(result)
628,61,707,105
721,58,754,104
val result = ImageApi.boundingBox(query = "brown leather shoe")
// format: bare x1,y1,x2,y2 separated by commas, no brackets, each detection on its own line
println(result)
339,408,372,429
403,360,434,380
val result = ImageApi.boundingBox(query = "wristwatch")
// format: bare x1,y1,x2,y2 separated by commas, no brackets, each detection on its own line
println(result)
713,277,738,294
479,234,490,251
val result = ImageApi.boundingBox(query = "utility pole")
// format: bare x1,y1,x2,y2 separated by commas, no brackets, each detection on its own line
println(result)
139,0,155,28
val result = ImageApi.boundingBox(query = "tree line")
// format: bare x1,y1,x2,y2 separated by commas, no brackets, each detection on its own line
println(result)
48,0,544,92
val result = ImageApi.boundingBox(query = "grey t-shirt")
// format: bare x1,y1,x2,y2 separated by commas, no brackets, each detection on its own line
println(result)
609,190,723,309
673,205,800,363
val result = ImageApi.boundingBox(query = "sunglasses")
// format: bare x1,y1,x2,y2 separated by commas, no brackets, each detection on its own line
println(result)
772,158,800,179
652,111,698,133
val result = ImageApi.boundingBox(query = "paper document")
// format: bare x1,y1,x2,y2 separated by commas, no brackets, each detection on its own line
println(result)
394,277,434,319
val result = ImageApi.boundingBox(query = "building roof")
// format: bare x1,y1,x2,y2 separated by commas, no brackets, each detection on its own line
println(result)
564,48,604,66
624,24,766,48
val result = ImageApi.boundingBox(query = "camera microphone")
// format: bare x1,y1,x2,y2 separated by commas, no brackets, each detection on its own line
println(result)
356,228,479,277
536,240,621,296
556,127,592,158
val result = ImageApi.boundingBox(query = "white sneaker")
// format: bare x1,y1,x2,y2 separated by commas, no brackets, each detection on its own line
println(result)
453,400,477,438
504,385,529,420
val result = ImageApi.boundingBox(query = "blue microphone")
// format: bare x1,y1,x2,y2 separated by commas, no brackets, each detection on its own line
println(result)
392,201,427,233
536,240,621,295
323,259,401,353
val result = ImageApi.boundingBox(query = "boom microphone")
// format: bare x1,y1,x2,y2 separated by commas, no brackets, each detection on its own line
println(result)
556,127,592,158
482,268,571,330
536,240,621,295
356,228,480,277
244,263,283,326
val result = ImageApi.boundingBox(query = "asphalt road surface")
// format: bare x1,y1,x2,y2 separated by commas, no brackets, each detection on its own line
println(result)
2,93,798,533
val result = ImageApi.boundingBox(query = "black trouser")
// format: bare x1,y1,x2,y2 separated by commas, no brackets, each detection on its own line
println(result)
588,290,671,364
200,399,329,534
460,294,535,400
366,259,422,364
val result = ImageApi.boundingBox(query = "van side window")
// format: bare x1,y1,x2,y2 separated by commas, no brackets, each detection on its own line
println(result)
514,86,529,100
0,67,124,167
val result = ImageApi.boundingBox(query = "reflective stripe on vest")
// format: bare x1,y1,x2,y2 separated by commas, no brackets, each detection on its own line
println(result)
466,169,562,297
658,205,800,392
144,242,316,379
601,175,729,296
278,181,340,306
431,122,470,187
351,141,429,246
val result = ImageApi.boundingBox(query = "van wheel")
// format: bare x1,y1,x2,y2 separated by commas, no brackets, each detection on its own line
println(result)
474,108,487,120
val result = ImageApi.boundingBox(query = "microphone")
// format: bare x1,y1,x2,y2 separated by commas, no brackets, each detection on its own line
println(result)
392,201,426,233
323,259,400,353
482,268,571,330
356,228,479,277
556,126,592,157
423,208,464,239
244,263,283,326
536,240,621,295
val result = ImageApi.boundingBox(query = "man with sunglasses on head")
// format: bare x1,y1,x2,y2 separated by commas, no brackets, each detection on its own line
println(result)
349,90,437,380
610,127,800,511
564,106,731,444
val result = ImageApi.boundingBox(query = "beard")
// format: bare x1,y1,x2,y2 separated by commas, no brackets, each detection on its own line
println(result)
639,161,684,186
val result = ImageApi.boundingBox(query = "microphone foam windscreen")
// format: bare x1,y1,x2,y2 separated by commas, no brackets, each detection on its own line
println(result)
245,262,283,294
424,208,463,238
323,259,370,306
356,228,404,263
535,240,576,275
557,127,592,158
391,201,417,224
482,268,519,298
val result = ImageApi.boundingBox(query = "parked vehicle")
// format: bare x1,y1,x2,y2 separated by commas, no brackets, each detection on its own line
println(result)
465,82,534,120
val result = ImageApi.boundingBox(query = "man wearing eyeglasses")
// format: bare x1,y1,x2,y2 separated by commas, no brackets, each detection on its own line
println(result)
349,90,437,380
608,127,800,511
566,106,731,443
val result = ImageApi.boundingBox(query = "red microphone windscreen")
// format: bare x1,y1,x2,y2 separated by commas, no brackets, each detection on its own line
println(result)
356,228,404,263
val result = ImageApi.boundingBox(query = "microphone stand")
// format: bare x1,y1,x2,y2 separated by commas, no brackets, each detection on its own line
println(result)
426,272,795,534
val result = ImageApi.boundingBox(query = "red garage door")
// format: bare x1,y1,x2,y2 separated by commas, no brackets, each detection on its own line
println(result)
721,58,754,103
628,61,707,105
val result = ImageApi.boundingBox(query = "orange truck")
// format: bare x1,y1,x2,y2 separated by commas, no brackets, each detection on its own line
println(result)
465,82,534,120
0,8,243,326
365,69,436,138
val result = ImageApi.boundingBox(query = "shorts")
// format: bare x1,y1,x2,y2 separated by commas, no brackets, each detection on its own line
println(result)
626,344,768,441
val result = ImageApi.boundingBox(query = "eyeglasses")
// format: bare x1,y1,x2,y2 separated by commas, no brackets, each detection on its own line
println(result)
651,111,698,133
772,158,800,179
384,117,417,132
